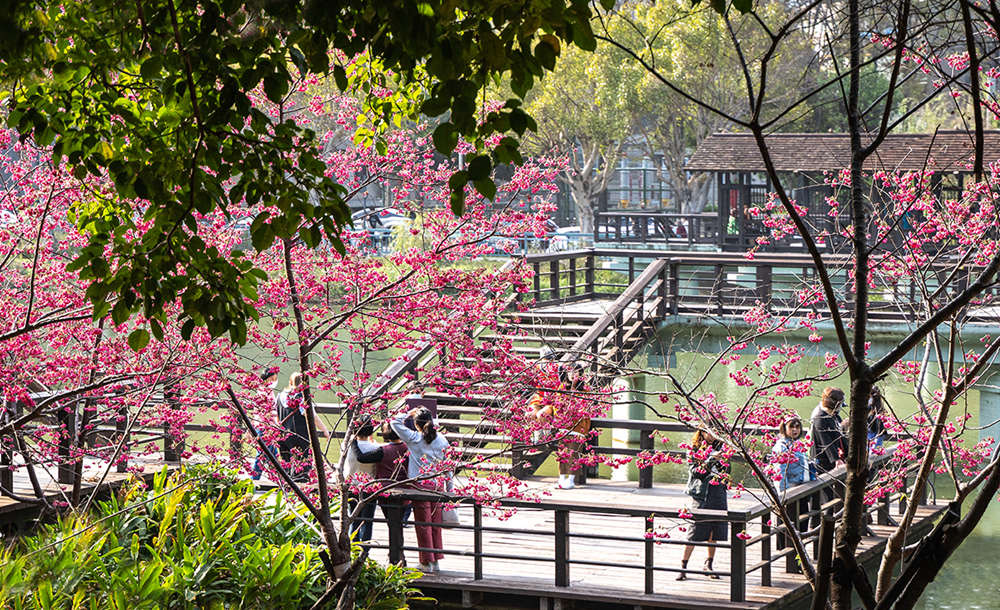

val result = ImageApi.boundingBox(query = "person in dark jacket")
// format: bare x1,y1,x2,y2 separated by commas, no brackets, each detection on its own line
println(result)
867,387,887,448
352,422,412,554
677,429,729,581
810,387,847,473
809,387,847,527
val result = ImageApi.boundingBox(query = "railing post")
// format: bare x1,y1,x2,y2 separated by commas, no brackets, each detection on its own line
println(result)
0,400,14,495
554,509,570,587
474,503,483,580
756,264,772,303
511,446,524,479
785,499,802,573
163,389,184,463
645,516,655,593
116,401,128,473
730,514,747,602
669,262,679,315
549,260,560,301
760,513,771,587
628,256,635,284
385,499,405,565
657,264,668,318
714,264,725,316
585,254,596,297
877,493,890,526
568,257,577,297
57,401,75,484
638,428,653,489
533,261,541,302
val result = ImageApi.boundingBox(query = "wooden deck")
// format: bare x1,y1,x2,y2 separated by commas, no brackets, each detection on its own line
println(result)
361,479,947,610
0,458,176,530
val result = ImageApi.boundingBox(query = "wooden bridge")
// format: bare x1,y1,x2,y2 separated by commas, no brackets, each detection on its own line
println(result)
0,248,970,608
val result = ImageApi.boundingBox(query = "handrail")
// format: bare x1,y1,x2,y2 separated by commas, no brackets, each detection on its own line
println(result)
361,445,932,603
567,258,667,359
360,258,522,401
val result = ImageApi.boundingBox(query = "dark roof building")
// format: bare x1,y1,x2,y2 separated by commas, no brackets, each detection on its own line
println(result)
685,130,1000,173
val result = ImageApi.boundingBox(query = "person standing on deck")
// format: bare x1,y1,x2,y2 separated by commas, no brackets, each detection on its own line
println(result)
390,407,450,573
809,387,847,474
344,419,379,542
532,362,591,489
677,429,729,581
353,422,412,561
276,372,330,482
809,387,847,527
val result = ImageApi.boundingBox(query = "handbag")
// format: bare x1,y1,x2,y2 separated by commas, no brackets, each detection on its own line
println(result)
441,505,460,524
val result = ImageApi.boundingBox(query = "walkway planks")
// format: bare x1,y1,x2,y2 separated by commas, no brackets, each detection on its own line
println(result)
361,479,946,609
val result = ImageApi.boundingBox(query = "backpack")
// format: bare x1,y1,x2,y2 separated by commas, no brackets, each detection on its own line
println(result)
685,463,711,504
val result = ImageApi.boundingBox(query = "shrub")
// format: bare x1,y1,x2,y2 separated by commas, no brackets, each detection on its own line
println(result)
0,466,422,609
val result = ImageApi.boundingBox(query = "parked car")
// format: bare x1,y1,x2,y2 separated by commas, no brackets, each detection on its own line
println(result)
350,207,410,230
0,209,17,228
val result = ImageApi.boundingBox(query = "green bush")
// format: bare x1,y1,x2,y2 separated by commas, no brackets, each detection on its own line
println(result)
0,466,422,609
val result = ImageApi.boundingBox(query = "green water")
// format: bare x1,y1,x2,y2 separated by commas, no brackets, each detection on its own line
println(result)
914,500,1000,609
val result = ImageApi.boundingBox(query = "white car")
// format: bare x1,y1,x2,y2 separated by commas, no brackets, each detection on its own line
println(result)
350,207,410,230
0,210,17,228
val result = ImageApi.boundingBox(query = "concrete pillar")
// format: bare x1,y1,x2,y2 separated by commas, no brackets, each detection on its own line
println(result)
610,376,633,482
977,367,1000,443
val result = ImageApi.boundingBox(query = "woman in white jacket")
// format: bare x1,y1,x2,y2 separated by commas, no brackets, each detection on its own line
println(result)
390,407,450,573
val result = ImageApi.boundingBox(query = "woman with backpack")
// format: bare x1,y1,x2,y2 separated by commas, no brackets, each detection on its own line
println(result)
276,372,330,482
677,428,729,581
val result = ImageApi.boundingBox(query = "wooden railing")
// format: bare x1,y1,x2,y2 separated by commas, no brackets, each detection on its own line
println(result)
594,212,719,247
520,248,996,326
359,446,928,603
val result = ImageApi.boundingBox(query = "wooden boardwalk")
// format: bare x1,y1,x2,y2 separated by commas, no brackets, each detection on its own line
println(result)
0,458,176,531
361,479,946,610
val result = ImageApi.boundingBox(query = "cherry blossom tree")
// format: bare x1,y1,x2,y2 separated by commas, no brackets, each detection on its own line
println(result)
0,82,619,606
594,0,1000,607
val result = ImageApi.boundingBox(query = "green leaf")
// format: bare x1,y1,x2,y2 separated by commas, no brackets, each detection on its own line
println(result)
181,319,195,340
432,123,458,154
731,0,752,12
333,65,348,91
263,74,287,103
466,155,491,181
534,40,557,71
140,56,161,80
127,328,150,351
474,178,497,200
448,169,468,191
449,189,465,216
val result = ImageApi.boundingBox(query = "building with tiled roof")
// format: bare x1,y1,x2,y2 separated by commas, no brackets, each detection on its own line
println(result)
685,131,1000,173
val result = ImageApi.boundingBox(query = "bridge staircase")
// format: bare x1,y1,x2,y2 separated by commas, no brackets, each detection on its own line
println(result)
360,252,671,479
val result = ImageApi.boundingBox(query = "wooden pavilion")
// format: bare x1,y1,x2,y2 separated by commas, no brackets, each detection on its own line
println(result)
682,130,1000,252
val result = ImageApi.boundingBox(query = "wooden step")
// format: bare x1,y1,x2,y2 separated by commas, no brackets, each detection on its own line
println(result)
443,431,509,445
425,392,500,404
498,322,593,334
480,334,580,345
503,311,601,323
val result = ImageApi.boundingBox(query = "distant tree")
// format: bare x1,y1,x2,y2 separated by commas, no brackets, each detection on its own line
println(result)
522,40,642,233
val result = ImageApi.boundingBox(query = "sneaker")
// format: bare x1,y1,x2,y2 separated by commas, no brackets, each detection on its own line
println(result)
418,562,435,573
431,561,440,573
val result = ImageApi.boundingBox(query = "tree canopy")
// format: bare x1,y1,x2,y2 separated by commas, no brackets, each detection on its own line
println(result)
0,0,609,341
